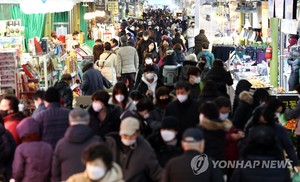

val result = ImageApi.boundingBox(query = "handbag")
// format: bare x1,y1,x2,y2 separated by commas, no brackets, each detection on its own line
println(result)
100,53,112,69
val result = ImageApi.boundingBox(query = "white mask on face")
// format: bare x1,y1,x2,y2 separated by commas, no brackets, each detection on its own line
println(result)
199,113,205,123
143,113,150,119
143,36,149,41
121,138,136,146
145,58,153,65
194,76,201,84
132,100,138,105
219,113,229,120
115,94,125,102
92,102,103,112
86,165,105,180
160,130,176,142
275,113,280,118
145,73,155,80
177,94,188,103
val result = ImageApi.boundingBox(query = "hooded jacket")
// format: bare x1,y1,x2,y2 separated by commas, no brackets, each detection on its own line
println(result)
13,117,53,182
4,112,25,144
232,91,253,130
66,162,124,182
194,32,210,55
137,74,162,99
232,80,252,114
105,133,163,182
54,80,73,109
51,125,101,182
199,116,232,160
0,123,16,182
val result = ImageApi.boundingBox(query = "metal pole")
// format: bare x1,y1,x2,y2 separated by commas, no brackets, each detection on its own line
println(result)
270,18,279,87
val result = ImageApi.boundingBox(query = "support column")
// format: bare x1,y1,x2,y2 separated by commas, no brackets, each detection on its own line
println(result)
270,18,279,87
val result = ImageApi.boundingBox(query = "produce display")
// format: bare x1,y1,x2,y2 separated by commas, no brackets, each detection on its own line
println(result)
246,78,271,88
285,119,297,130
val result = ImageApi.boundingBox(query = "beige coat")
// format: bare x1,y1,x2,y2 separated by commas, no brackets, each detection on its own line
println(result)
66,163,124,182
97,51,118,85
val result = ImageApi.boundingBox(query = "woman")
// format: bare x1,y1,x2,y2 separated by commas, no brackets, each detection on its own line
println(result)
109,82,135,112
67,144,124,182
88,90,122,138
171,32,186,52
198,80,220,107
97,42,118,86
158,39,171,59
205,59,233,97
143,41,159,63
173,43,185,64
232,79,252,114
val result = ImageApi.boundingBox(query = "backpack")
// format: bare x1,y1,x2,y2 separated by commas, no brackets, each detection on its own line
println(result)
162,65,179,86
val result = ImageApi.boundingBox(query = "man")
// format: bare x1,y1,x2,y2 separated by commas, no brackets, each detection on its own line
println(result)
106,117,163,182
187,66,202,100
186,22,196,53
197,43,215,69
117,35,139,91
32,90,46,117
33,87,70,148
165,81,199,137
80,59,112,95
194,29,210,55
51,108,100,182
163,128,224,182
110,38,119,53
0,95,25,144
136,31,152,65
54,73,73,109
93,39,104,63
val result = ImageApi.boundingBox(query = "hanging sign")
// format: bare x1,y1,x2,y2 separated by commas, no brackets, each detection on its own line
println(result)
281,19,298,34
275,0,284,18
107,1,118,14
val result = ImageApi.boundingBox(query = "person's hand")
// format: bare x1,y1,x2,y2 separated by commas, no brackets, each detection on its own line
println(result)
146,90,153,96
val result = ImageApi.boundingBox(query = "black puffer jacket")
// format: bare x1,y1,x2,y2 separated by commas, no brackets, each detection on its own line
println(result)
0,123,16,182
232,91,253,130
54,80,73,109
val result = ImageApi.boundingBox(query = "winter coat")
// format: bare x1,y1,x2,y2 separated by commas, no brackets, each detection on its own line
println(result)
232,91,253,130
54,80,73,109
189,83,201,100
147,131,182,167
173,49,185,64
66,163,124,182
13,142,53,182
179,61,197,81
136,39,152,65
224,127,241,161
0,123,16,182
4,112,25,144
205,67,233,97
32,102,46,117
134,63,160,90
172,38,185,52
287,58,300,91
143,49,159,63
88,104,122,138
163,150,224,182
137,74,162,99
232,80,252,114
197,50,215,69
81,65,112,96
165,96,199,137
98,51,118,85
108,98,136,113
186,27,196,48
33,103,70,148
117,45,139,74
231,156,290,182
105,133,163,182
51,125,101,182
199,117,232,160
194,32,210,55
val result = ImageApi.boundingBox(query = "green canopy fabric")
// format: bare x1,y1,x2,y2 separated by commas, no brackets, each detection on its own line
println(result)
0,4,11,20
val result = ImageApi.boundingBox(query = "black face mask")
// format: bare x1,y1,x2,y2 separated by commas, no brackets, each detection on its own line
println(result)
0,110,8,117
159,98,171,106
198,62,206,68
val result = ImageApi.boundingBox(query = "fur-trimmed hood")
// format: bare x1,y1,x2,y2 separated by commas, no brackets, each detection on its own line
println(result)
199,116,232,131
239,91,253,105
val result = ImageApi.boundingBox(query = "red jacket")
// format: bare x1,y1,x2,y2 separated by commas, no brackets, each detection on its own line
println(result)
4,113,24,144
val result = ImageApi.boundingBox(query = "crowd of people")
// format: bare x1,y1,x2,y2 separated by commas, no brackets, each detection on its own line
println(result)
0,8,300,182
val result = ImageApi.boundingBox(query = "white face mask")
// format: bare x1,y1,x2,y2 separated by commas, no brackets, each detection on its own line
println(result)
143,36,149,41
121,138,136,146
92,102,103,112
143,113,150,119
219,113,229,120
145,72,155,80
86,165,105,180
115,94,125,102
145,58,153,65
177,94,188,103
132,100,138,105
275,113,280,118
193,76,201,84
199,113,205,123
160,130,176,142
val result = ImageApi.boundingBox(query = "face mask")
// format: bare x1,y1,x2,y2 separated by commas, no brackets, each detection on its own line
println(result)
145,73,155,80
121,138,136,146
86,165,105,180
115,94,125,103
132,100,138,105
199,113,204,122
194,76,201,84
199,62,206,68
0,110,8,117
145,58,153,65
219,113,229,120
177,94,188,103
275,113,280,118
159,98,170,105
160,130,176,142
92,102,103,112
143,113,150,119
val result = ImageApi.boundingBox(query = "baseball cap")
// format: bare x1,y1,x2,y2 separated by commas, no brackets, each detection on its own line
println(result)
120,117,140,136
182,128,204,143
